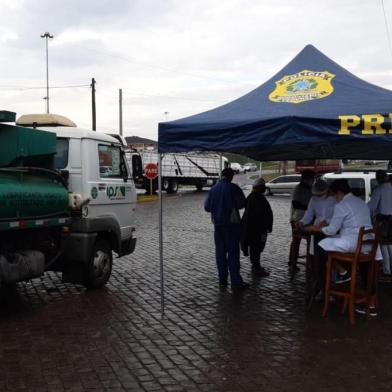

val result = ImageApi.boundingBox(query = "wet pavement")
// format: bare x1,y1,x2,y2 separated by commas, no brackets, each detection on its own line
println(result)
1,176,392,391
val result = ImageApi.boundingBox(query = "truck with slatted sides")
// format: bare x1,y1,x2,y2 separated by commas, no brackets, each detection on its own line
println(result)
127,150,227,193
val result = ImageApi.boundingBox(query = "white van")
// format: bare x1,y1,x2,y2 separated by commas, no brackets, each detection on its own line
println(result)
322,171,380,202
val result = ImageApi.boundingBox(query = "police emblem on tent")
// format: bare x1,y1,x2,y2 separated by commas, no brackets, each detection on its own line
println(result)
269,70,335,104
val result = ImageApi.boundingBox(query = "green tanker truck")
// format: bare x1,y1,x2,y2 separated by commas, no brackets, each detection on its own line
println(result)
0,111,137,289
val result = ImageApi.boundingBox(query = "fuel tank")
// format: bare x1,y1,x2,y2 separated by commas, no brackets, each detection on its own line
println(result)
0,171,68,220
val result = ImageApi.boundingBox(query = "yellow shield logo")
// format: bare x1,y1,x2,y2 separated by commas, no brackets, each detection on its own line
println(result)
268,70,335,104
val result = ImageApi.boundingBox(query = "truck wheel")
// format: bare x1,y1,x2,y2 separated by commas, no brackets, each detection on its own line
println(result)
196,183,203,191
167,179,179,194
86,239,113,289
162,178,170,191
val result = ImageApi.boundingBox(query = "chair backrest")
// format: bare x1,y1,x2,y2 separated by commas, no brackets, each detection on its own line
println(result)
354,227,379,260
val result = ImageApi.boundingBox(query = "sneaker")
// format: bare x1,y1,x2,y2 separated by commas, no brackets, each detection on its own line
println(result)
231,282,250,292
252,266,270,277
335,271,351,284
355,305,378,317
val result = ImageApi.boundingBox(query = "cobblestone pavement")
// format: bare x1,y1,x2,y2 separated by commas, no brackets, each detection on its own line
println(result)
1,185,392,391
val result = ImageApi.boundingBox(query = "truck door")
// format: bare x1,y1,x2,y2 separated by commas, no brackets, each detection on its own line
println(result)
85,141,136,241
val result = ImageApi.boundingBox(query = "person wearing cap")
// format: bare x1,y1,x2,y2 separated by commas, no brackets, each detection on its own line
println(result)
241,177,273,277
299,179,336,253
368,170,392,274
289,170,315,270
204,168,248,291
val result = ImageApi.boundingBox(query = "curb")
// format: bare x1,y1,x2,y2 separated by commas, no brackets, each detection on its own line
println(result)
137,194,159,203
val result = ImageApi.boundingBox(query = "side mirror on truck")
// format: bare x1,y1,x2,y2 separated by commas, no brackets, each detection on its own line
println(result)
132,154,143,180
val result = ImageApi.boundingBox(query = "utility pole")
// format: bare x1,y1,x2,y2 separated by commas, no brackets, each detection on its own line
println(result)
40,32,53,113
91,78,96,131
119,88,123,136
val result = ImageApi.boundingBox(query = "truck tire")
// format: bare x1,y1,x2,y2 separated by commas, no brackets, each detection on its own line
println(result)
167,179,179,194
162,178,170,191
86,239,113,289
196,183,203,191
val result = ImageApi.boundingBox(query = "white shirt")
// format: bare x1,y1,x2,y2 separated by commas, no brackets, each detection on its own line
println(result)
368,182,392,216
319,193,380,257
301,195,336,226
322,193,372,238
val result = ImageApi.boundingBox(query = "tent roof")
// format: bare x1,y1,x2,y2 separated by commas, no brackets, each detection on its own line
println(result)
158,45,392,160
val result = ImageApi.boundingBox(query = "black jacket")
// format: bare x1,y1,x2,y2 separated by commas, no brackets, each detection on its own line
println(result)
242,191,273,246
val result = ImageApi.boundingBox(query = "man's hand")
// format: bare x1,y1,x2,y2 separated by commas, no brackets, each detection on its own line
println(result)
305,225,322,233
318,220,328,228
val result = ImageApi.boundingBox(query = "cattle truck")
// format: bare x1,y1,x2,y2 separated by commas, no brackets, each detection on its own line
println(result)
127,150,227,193
0,111,137,290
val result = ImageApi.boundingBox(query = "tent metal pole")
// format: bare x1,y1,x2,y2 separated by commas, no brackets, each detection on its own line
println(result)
219,152,223,177
158,153,165,316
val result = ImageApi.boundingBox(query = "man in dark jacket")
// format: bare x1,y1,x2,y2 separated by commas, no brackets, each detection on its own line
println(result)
204,168,248,291
289,169,315,271
242,178,273,277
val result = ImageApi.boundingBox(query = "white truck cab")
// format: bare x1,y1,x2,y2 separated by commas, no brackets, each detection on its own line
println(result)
15,114,137,288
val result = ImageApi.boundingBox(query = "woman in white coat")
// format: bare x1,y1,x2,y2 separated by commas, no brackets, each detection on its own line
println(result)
317,179,374,254
310,179,380,314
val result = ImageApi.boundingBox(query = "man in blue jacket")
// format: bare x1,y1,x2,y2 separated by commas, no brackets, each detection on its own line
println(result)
204,168,248,291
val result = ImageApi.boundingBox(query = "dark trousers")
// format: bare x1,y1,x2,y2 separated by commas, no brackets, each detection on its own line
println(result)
249,239,267,265
214,225,243,286
316,243,375,295
289,234,302,265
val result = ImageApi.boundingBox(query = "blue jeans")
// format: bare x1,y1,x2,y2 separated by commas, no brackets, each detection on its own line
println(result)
214,225,243,286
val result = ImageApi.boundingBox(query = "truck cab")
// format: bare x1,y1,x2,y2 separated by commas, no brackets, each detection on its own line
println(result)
1,113,138,289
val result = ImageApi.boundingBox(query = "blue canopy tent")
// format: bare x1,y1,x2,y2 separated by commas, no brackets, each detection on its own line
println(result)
156,45,392,314
159,45,392,160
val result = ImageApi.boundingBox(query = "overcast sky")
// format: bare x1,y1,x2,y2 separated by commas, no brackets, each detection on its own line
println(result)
1,0,392,140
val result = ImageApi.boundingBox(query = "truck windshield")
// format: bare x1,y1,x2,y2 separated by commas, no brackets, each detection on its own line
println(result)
55,138,69,169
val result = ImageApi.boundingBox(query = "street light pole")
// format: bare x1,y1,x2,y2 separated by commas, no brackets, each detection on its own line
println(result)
40,32,54,113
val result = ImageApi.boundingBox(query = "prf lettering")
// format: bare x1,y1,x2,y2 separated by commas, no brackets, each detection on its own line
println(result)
339,113,392,135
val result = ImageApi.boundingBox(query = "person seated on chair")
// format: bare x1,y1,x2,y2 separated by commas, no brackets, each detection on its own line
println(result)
308,179,382,313
297,179,336,256
289,170,315,271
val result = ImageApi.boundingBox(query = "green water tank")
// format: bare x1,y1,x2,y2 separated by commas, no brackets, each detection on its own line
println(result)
0,123,56,168
0,171,69,220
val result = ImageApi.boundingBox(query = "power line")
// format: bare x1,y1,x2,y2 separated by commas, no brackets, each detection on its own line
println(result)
381,0,392,58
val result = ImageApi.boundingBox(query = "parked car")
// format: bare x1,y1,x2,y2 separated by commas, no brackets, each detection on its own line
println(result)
230,162,245,174
265,174,302,195
322,171,381,202
243,162,258,172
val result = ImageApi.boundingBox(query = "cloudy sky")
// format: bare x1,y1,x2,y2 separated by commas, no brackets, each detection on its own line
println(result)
1,0,392,140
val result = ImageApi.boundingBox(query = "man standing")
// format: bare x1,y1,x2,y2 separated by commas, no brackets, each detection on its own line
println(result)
289,170,315,270
204,168,248,291
368,170,392,275
241,178,273,277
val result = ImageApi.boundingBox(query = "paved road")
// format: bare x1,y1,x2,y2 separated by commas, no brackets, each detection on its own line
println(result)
1,187,392,391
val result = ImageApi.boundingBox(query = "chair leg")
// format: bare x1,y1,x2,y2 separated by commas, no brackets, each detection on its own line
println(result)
341,297,348,314
348,262,357,325
322,256,333,318
365,261,374,321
